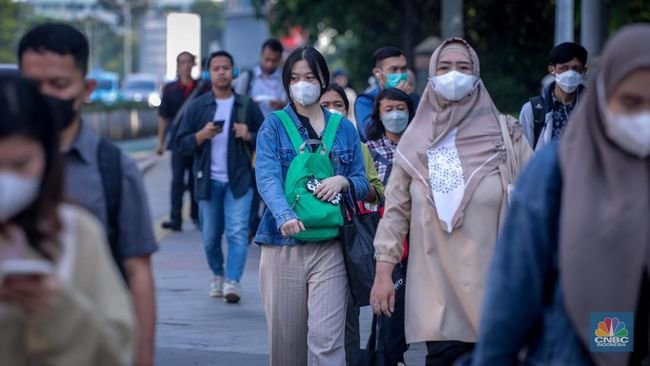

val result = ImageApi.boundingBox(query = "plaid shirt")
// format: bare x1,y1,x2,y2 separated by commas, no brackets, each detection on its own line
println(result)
366,135,398,183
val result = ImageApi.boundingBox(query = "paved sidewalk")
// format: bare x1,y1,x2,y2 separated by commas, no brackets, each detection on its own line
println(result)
141,153,427,365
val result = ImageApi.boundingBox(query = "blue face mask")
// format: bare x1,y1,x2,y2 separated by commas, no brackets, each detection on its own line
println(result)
384,72,408,89
380,110,409,134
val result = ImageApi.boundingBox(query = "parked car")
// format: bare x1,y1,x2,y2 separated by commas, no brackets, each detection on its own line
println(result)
0,63,18,76
88,69,119,105
120,73,161,107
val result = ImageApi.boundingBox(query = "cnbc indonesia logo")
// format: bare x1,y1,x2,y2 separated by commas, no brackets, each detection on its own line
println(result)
593,316,631,350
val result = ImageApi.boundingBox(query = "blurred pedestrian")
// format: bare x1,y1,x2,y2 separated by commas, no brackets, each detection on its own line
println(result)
366,88,415,185
0,74,134,366
320,83,383,365
176,51,264,303
157,51,209,231
254,46,369,366
468,24,650,366
355,47,409,141
332,69,358,125
369,38,532,366
519,42,588,151
321,84,383,203
18,23,158,366
240,39,288,243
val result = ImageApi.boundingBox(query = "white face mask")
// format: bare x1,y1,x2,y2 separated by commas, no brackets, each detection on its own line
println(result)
327,108,344,116
290,81,321,106
0,172,40,222
554,70,583,94
429,70,478,102
381,110,409,134
603,111,650,158
597,77,650,158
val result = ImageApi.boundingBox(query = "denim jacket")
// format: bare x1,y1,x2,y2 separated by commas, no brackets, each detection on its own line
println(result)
466,141,593,366
254,104,370,246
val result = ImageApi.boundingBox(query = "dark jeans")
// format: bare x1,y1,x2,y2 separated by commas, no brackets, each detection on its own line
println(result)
248,170,262,239
345,291,360,365
425,341,475,366
170,149,198,225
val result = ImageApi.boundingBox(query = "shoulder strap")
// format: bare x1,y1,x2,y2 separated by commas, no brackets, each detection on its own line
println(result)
320,113,343,155
370,149,393,185
238,94,249,123
171,79,207,127
97,137,126,279
530,96,546,146
273,110,304,153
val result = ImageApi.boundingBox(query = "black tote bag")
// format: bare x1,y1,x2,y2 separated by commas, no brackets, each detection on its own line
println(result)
339,180,380,307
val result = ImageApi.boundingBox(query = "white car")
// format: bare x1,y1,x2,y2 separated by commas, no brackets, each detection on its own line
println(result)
120,73,161,107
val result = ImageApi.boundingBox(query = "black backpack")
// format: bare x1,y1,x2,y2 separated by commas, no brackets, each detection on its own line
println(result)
529,96,546,147
97,137,126,280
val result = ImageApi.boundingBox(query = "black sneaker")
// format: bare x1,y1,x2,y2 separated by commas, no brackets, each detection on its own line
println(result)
161,221,182,231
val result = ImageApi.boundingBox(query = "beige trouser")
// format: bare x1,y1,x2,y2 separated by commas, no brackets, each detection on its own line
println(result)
259,240,348,366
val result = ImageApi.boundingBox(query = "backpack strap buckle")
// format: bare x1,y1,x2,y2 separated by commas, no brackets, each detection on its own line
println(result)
299,139,327,155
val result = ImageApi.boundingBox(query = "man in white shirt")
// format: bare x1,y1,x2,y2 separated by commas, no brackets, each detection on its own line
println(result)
176,51,264,303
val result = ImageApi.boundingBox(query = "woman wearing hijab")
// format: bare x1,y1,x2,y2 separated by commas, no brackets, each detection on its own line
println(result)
369,38,532,365
469,24,649,365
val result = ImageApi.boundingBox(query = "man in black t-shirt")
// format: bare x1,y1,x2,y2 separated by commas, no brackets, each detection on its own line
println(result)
157,51,209,231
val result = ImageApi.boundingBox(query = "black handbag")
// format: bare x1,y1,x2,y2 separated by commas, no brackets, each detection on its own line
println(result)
340,180,381,307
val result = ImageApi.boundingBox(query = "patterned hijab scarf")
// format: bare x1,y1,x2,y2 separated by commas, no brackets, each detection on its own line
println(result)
559,24,650,365
395,38,520,232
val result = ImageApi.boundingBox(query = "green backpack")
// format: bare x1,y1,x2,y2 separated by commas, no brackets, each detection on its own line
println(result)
274,110,345,242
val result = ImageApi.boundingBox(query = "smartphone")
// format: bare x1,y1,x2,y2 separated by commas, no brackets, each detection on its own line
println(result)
0,259,54,278
212,120,225,128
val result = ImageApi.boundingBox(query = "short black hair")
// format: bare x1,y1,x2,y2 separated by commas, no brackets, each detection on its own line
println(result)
18,23,89,75
282,47,330,101
372,47,405,69
207,50,234,68
176,51,196,64
549,42,588,66
324,83,350,115
262,39,283,54
367,88,414,141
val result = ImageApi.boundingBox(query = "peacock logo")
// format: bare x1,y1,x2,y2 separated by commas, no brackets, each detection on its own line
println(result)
594,317,628,337
591,313,633,352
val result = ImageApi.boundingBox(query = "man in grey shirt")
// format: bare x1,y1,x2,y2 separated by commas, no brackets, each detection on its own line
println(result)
19,23,158,366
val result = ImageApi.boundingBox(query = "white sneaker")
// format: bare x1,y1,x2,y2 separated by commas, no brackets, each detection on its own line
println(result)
209,276,224,297
223,281,241,303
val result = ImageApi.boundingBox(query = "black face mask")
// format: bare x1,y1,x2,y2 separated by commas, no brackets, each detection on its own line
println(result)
44,95,78,132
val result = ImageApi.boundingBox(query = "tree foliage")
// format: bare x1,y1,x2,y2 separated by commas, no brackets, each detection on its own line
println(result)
264,0,649,113
0,0,19,63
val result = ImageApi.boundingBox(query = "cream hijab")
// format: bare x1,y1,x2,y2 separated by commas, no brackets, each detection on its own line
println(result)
396,38,521,232
559,24,650,366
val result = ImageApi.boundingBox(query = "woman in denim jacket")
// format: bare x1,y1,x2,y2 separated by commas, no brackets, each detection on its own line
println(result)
468,25,650,366
254,46,369,366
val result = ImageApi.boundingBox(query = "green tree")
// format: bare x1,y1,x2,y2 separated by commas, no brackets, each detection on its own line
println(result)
262,0,650,113
0,0,18,63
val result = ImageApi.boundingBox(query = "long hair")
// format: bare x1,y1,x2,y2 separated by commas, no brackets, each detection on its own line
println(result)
0,75,63,259
367,88,414,141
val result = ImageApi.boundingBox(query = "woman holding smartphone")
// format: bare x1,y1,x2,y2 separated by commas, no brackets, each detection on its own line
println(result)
0,75,134,365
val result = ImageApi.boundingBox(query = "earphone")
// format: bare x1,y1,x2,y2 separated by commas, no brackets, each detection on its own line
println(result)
204,52,239,79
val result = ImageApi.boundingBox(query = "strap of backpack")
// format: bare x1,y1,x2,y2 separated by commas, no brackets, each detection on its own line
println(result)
320,113,343,155
273,110,304,153
370,150,393,186
237,95,253,161
97,138,126,280
530,96,545,146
